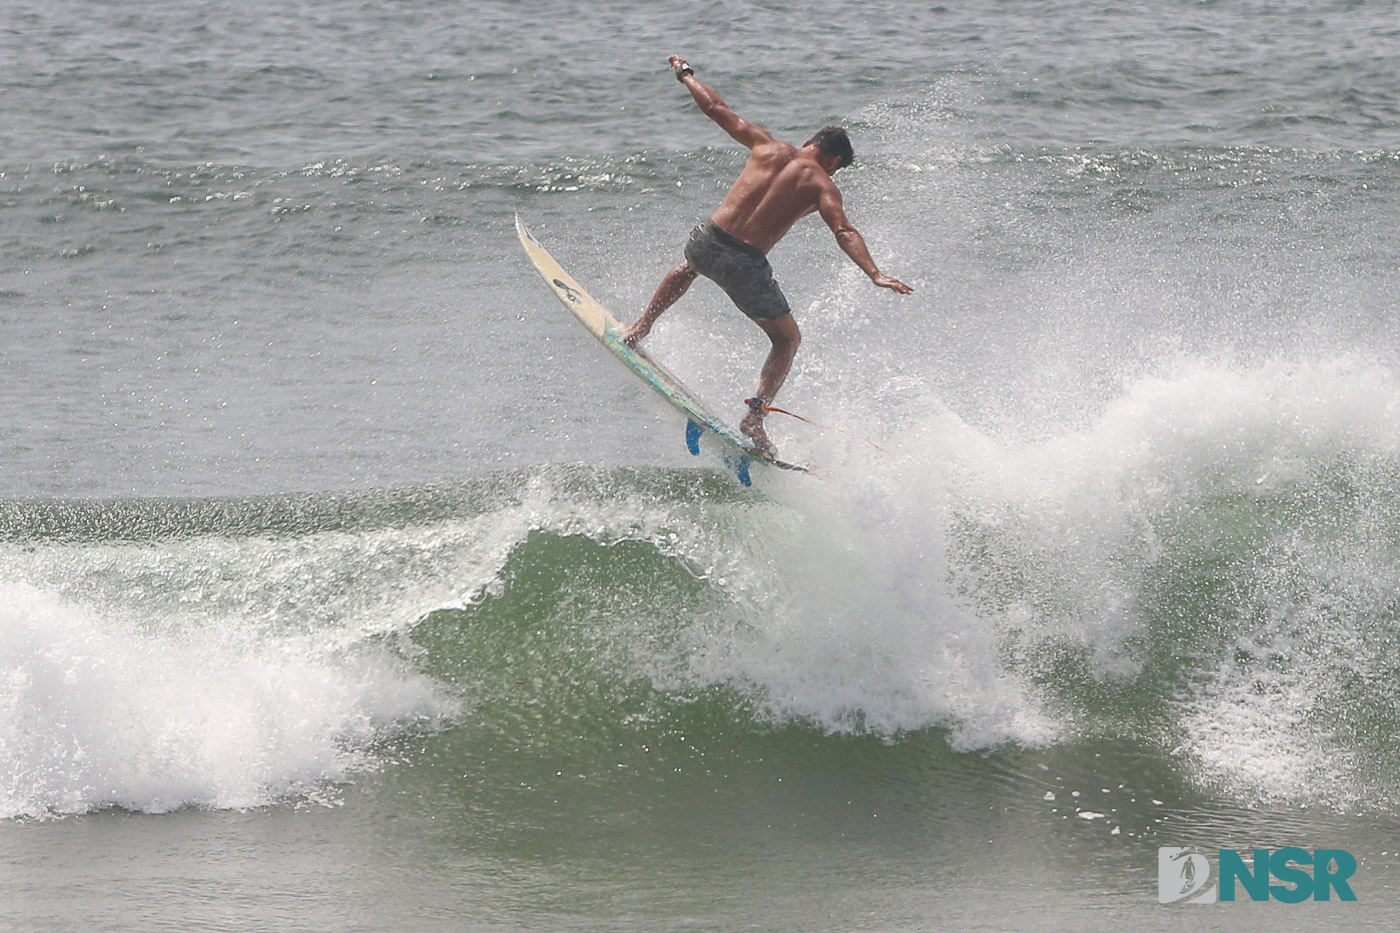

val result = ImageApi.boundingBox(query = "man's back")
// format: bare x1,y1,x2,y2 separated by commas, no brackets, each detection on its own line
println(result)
711,141,833,254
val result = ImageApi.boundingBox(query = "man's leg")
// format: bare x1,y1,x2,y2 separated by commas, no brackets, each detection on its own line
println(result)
740,313,801,452
624,262,697,348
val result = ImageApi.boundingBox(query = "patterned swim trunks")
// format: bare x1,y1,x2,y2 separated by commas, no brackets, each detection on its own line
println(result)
683,219,792,322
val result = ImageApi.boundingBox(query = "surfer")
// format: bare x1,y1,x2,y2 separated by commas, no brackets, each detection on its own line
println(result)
624,55,912,455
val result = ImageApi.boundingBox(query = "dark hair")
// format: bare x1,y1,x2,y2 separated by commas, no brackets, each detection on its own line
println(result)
804,126,854,169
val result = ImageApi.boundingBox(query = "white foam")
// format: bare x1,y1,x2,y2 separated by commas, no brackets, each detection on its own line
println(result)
0,582,451,818
679,355,1400,779
667,406,1054,747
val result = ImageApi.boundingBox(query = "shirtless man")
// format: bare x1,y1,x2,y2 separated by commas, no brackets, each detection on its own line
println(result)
624,55,912,455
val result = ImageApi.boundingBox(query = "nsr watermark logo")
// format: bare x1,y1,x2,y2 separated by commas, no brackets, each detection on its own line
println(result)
1158,847,1357,904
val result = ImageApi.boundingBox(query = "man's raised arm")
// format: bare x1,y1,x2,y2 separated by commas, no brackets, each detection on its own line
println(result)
669,55,773,149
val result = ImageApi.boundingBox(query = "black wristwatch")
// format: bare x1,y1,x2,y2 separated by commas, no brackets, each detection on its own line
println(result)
675,60,694,81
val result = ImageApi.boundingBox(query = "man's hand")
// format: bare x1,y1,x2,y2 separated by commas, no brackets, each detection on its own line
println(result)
872,272,913,294
669,55,693,80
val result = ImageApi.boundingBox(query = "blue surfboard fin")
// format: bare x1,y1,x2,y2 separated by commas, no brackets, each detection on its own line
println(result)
733,455,752,487
685,419,702,456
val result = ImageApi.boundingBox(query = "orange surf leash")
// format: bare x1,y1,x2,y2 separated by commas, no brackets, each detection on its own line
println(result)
745,399,890,455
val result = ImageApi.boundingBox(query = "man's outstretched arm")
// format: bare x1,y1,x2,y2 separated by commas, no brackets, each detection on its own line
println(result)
669,55,773,149
818,187,913,294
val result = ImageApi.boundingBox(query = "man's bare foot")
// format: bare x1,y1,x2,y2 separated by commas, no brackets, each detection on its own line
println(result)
622,320,649,349
740,408,777,457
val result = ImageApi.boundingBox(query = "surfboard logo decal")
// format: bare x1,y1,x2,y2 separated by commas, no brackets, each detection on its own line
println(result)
552,279,582,303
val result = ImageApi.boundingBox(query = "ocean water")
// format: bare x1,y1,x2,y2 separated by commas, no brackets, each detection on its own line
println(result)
4,0,1400,929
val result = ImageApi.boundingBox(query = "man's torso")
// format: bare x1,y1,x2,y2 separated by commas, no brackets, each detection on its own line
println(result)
709,141,831,253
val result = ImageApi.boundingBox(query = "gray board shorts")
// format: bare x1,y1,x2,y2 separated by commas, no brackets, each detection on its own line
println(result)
683,220,792,323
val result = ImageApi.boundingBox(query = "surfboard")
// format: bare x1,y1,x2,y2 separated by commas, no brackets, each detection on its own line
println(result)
515,215,808,485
